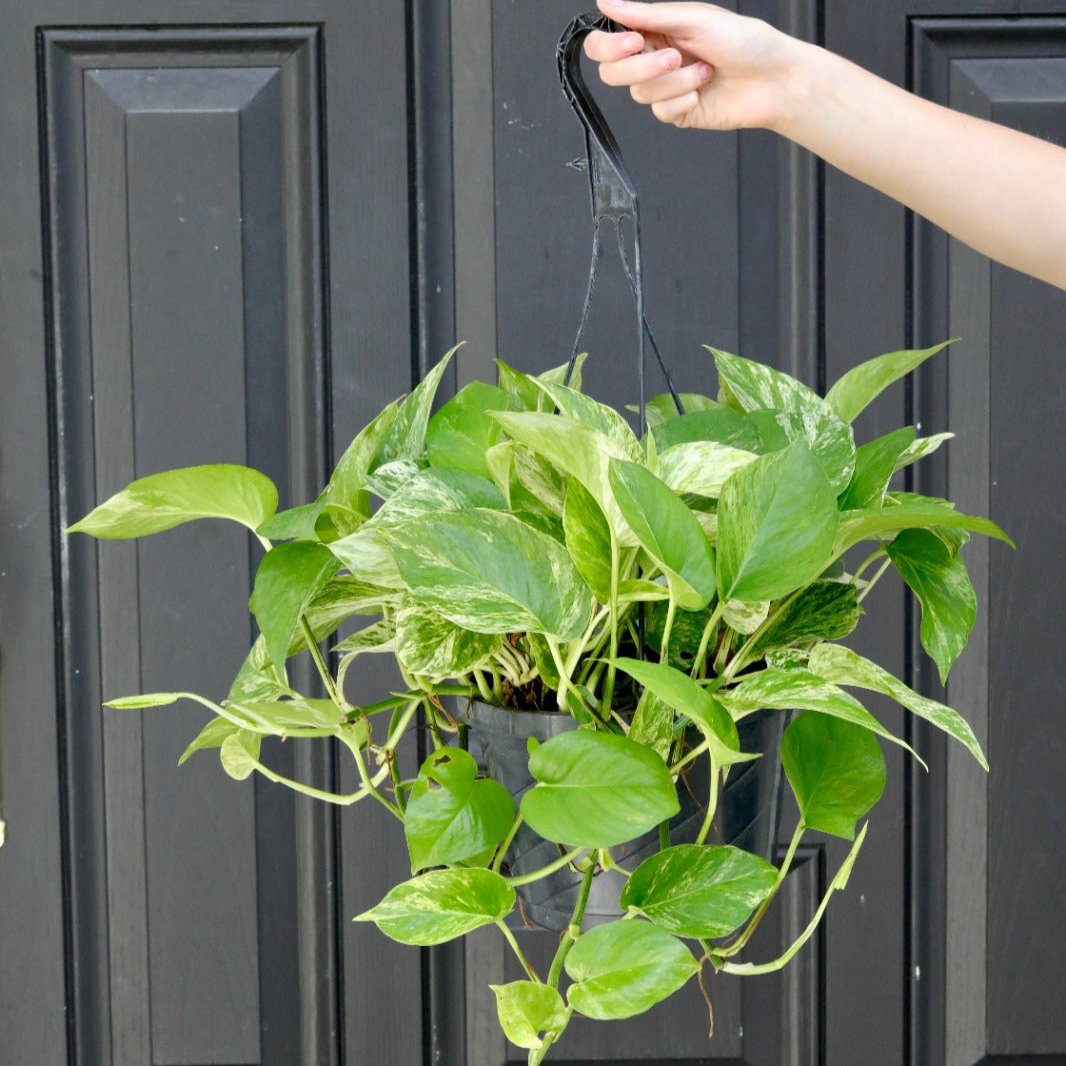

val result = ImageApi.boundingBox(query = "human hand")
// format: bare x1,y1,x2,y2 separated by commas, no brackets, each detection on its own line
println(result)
585,0,804,132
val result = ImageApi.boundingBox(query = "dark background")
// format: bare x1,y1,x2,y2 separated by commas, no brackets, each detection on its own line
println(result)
1,1,1064,1063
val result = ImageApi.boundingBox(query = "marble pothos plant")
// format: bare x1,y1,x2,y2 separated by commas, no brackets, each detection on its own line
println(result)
70,341,1010,1063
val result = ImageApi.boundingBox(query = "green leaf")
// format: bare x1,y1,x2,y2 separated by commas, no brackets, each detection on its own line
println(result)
782,713,886,839
657,440,759,500
722,599,770,635
563,478,613,602
629,690,675,762
68,464,278,539
838,426,916,511
886,528,978,684
651,407,765,454
641,392,718,429
489,410,633,540
533,380,642,460
825,340,954,424
609,459,716,610
366,468,506,531
721,668,924,765
318,404,401,534
620,844,778,938
395,600,502,680
376,347,456,466
227,638,291,703
564,921,699,1021
495,355,588,411
227,698,345,734
257,501,331,542
520,730,680,848
219,731,262,781
388,509,592,640
105,692,183,709
426,381,514,479
249,542,341,670
807,643,987,769
404,747,515,872
754,581,863,654
895,432,954,473
179,717,239,765
709,348,856,492
366,458,423,499
333,619,395,656
717,442,839,602
489,982,569,1051
836,496,1012,554
610,658,749,767
354,868,515,946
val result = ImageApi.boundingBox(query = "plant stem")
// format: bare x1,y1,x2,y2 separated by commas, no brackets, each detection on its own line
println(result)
723,585,806,682
718,820,805,958
694,755,720,846
659,595,677,663
507,847,586,888
492,812,524,873
547,861,597,989
691,601,725,679
495,920,541,983
546,637,574,715
851,546,887,586
857,556,894,605
299,616,345,709
337,730,403,820
473,668,494,704
601,531,622,717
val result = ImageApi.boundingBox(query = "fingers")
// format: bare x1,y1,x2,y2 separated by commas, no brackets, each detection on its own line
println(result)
583,28,645,63
630,62,713,105
596,0,708,36
651,90,700,126
596,46,684,87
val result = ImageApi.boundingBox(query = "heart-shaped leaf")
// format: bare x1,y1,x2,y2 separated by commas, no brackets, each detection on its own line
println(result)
365,468,506,531
753,581,862,655
533,380,642,460
375,347,455,467
395,600,501,680
657,441,759,499
354,868,515,945
620,844,778,938
782,712,886,839
387,509,592,640
404,747,515,871
721,668,923,764
894,432,954,473
68,464,278,539
838,426,916,511
249,542,341,671
520,730,679,848
836,496,1012,554
717,442,839,602
886,528,977,684
807,643,987,769
651,406,765,453
564,921,700,1020
496,355,588,411
426,381,514,479
825,340,953,424
709,348,856,491
489,982,569,1051
220,731,261,781
563,478,612,602
611,658,747,766
609,459,716,609
179,717,240,765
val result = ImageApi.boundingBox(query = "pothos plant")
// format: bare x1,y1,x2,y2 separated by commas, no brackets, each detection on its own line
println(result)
71,341,1010,1063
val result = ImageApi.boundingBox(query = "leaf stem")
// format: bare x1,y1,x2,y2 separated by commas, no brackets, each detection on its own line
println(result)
601,531,621,717
691,601,725,679
694,754,720,846
717,820,805,958
506,847,586,888
495,919,541,983
299,616,345,710
659,595,677,663
856,557,894,605
492,812,524,873
547,860,597,989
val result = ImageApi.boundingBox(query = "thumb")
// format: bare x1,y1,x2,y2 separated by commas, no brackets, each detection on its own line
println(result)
596,0,711,37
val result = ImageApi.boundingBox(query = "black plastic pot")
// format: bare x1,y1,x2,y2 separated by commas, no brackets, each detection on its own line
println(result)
464,700,788,932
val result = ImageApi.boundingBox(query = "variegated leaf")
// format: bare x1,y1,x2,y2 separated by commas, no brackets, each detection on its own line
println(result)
657,440,759,498
395,599,502,679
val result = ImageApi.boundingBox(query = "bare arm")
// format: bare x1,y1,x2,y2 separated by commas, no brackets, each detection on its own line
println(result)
589,0,1066,291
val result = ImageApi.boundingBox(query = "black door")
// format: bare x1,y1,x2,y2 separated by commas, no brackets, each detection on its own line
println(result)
3,1,1065,1063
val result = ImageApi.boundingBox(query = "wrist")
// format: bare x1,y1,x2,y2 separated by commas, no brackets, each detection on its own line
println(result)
768,36,830,139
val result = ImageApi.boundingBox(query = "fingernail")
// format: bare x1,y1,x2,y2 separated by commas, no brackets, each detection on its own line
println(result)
601,0,625,6
697,62,713,80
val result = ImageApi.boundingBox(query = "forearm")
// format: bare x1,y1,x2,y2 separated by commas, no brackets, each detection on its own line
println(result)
778,42,1066,290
